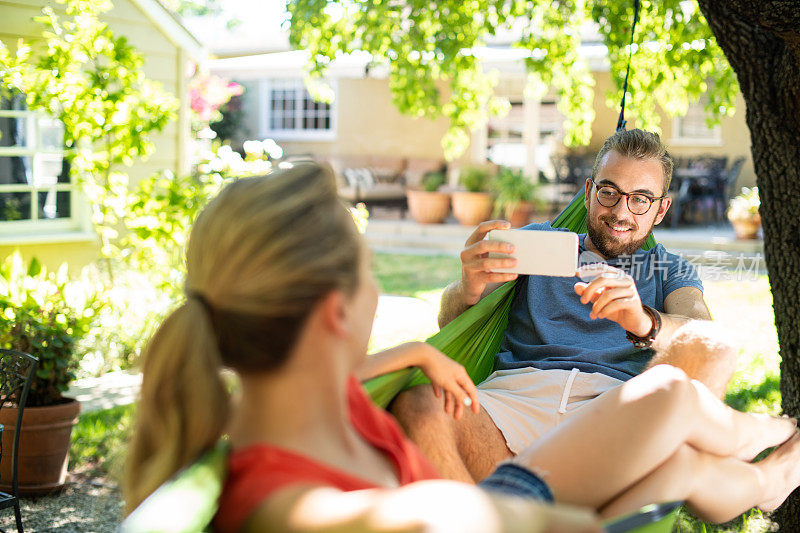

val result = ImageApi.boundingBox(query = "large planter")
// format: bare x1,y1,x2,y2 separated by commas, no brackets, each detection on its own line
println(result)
504,201,536,228
452,191,494,226
407,189,451,224
0,398,81,495
730,214,761,240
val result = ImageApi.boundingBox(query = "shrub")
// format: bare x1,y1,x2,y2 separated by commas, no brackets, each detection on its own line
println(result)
0,255,101,407
421,171,447,192
459,166,492,193
492,167,539,216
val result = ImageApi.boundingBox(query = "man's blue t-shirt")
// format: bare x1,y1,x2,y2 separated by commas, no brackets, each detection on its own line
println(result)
494,222,703,381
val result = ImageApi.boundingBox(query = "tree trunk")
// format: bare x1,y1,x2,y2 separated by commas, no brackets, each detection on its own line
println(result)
697,0,800,528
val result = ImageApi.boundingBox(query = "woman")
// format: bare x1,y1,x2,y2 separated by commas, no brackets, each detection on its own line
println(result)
125,164,800,532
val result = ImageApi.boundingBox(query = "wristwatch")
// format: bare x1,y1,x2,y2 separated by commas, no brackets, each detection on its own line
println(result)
626,305,661,349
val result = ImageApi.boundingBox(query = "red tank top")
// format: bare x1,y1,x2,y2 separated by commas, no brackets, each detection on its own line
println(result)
215,376,440,532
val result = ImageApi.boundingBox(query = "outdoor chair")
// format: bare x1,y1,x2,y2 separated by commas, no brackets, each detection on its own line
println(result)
550,154,593,215
669,155,728,227
0,349,38,533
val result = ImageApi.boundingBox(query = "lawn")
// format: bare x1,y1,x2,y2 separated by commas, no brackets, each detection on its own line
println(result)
72,252,784,532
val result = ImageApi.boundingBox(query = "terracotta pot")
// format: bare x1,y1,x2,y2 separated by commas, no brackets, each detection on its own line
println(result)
452,191,494,226
0,398,81,495
407,189,451,224
505,201,536,228
730,214,761,240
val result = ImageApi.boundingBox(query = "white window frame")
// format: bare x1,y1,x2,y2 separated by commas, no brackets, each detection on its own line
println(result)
0,109,92,243
258,78,337,142
670,101,723,147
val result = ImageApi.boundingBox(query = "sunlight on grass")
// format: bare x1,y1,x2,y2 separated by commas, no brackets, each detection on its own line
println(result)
704,276,782,415
71,404,135,480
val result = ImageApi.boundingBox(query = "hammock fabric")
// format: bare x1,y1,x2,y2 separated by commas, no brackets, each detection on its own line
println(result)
364,191,657,408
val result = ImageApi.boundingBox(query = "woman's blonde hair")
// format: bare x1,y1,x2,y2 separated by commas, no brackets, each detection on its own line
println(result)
124,163,361,512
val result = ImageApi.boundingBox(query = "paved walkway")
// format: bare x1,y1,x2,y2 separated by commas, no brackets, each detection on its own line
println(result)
67,370,142,414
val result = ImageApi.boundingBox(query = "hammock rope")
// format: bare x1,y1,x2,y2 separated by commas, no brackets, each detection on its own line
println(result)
616,0,642,132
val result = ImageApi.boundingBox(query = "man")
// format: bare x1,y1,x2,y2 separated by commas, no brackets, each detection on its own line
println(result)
390,129,738,483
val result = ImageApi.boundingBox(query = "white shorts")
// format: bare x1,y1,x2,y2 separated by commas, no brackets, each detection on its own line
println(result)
477,367,624,454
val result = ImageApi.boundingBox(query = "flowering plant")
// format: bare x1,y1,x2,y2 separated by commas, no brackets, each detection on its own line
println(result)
727,187,760,221
188,74,243,123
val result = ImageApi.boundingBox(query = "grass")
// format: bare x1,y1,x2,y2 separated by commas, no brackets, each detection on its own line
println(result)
70,404,135,481
74,252,784,531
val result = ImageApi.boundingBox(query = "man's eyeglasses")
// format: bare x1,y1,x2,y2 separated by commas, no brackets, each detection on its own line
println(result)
589,178,666,215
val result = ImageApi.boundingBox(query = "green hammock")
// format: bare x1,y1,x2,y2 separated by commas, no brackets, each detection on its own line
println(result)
364,190,657,407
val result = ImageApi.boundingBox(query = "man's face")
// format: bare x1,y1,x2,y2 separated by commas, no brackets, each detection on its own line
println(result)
584,150,671,259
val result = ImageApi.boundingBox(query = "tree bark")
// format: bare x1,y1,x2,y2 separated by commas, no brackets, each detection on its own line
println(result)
697,0,800,528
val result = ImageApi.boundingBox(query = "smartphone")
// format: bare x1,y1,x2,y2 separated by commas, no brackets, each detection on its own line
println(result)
603,501,683,533
486,229,578,277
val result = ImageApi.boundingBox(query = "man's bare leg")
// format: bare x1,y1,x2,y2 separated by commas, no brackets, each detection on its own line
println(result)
390,385,513,482
513,365,797,511
647,321,737,398
598,437,800,524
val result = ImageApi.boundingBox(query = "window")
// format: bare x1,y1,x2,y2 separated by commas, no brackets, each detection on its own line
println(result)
0,95,81,237
672,98,722,145
259,79,336,141
486,99,525,169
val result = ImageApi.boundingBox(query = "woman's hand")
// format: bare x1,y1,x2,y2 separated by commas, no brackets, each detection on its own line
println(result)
414,343,481,420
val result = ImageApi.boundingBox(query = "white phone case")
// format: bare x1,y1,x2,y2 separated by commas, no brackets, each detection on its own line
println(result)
487,229,578,277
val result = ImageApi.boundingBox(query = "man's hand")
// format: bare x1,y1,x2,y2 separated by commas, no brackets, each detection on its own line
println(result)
574,264,653,336
459,220,519,306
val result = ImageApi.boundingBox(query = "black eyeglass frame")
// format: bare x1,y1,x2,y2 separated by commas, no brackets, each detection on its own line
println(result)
588,177,667,215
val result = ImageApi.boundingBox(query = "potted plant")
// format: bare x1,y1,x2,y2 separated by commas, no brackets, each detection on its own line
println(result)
0,254,100,494
452,165,495,226
492,167,540,228
727,186,761,240
406,170,451,224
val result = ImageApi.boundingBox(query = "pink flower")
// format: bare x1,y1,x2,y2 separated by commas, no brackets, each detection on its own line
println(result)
188,75,244,122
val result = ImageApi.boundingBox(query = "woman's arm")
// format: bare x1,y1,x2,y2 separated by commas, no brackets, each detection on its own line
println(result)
354,342,432,382
354,342,480,418
243,481,600,533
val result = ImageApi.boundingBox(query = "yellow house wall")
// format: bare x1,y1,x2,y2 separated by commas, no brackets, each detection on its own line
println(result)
274,78,453,160
0,0,188,274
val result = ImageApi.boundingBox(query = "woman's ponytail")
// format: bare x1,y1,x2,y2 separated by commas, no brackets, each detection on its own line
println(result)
124,298,228,513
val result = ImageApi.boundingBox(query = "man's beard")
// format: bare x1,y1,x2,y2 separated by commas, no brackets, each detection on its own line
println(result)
586,205,654,258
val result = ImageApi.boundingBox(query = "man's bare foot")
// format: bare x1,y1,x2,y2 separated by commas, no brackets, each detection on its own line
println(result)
757,430,800,511
737,414,797,462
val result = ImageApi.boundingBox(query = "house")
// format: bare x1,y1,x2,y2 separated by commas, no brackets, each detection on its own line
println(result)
196,4,755,196
0,0,203,272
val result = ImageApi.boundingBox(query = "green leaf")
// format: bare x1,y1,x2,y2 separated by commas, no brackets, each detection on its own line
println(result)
27,257,42,277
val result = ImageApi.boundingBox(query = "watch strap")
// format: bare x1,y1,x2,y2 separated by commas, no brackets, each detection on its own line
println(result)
626,305,661,349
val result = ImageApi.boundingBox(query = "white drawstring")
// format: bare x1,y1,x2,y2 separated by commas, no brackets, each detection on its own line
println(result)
558,368,581,414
